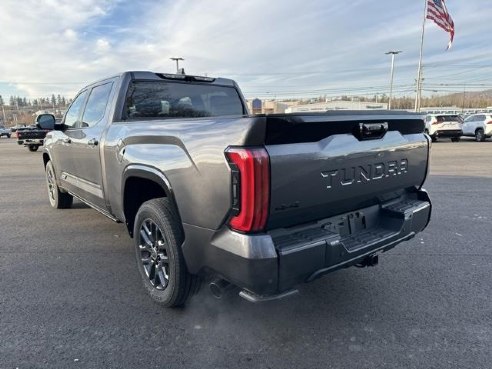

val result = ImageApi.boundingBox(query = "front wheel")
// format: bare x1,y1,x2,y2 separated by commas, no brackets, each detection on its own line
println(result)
134,198,199,308
45,161,73,209
431,136,438,142
475,129,485,142
28,145,39,152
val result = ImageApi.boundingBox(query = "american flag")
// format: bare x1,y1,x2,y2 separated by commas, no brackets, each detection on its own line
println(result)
426,0,455,49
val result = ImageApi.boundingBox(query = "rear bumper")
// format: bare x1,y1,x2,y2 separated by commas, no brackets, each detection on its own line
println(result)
182,189,431,298
22,139,44,146
432,129,462,138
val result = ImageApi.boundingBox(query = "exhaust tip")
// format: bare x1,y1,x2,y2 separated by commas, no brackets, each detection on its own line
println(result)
355,254,379,268
209,279,231,299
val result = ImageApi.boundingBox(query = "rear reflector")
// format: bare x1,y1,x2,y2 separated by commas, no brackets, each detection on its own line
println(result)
225,147,270,233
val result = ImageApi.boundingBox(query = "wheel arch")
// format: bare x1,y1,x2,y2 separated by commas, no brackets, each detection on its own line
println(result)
122,165,180,237
42,152,51,167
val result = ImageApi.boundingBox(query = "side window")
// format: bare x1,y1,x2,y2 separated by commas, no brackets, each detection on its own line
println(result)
464,115,474,123
64,90,88,128
81,82,113,128
476,115,486,122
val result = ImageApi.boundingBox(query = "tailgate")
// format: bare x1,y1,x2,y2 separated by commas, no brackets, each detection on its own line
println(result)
433,115,462,130
17,130,47,139
435,120,461,130
265,112,429,229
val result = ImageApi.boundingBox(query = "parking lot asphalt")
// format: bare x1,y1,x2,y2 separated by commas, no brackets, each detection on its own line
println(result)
0,138,491,369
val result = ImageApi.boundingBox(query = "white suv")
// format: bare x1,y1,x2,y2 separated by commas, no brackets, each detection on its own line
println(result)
424,114,463,142
462,114,492,142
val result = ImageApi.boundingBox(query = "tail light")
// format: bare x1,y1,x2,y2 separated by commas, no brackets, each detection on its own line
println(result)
431,121,440,125
225,147,270,233
486,121,492,125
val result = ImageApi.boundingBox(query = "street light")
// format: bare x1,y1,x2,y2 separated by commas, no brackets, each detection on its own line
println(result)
170,57,184,73
385,50,402,110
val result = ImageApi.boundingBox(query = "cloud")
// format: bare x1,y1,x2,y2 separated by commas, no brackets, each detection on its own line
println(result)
0,0,490,100
96,38,111,52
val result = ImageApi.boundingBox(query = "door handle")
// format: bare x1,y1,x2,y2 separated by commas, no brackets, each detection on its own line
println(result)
88,138,99,147
355,122,389,140
62,138,71,144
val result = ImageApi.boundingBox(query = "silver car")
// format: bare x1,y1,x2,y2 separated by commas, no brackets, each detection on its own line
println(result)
0,126,11,138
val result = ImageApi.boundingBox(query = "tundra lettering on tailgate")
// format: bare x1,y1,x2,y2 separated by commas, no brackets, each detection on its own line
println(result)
321,159,408,189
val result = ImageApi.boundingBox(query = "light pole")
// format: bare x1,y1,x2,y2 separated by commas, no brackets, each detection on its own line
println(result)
170,57,184,73
385,50,402,110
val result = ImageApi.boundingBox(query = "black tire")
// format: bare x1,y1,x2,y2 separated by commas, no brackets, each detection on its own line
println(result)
45,161,73,209
475,129,485,142
134,198,199,308
431,136,438,142
6,134,10,138
451,137,460,142
28,145,39,152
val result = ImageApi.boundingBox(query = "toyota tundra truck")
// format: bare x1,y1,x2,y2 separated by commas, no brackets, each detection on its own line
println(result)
41,71,432,307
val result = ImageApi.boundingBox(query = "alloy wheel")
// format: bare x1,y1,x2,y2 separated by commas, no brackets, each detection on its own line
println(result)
138,219,170,290
46,165,56,205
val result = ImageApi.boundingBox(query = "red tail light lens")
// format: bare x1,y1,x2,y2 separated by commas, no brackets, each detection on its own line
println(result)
486,121,492,125
225,147,270,233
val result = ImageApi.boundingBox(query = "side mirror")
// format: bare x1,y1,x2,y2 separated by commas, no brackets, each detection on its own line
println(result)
36,114,56,130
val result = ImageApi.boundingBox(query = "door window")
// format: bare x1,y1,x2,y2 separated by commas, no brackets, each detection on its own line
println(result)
64,90,88,128
81,82,113,127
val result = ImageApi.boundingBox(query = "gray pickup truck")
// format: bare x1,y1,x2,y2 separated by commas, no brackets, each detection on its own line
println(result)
42,71,432,307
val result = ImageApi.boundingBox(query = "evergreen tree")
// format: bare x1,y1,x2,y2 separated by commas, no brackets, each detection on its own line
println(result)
0,95,4,106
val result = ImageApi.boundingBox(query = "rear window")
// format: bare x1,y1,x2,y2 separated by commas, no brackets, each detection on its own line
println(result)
124,81,245,119
436,115,462,123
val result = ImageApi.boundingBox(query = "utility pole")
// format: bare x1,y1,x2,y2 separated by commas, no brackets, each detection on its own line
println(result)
385,50,402,110
170,57,184,73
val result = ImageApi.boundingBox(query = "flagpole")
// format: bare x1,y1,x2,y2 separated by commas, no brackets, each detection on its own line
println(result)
415,0,428,112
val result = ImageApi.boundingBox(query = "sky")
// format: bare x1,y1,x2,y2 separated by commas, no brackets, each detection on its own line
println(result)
0,0,491,102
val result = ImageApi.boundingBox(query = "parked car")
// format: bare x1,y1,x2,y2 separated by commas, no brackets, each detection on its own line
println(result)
462,114,492,142
0,126,11,138
42,71,432,307
424,114,463,142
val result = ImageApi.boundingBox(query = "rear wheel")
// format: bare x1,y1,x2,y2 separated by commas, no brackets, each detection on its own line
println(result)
45,161,73,209
134,198,199,308
431,135,438,142
475,129,485,142
451,137,460,142
28,145,39,152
